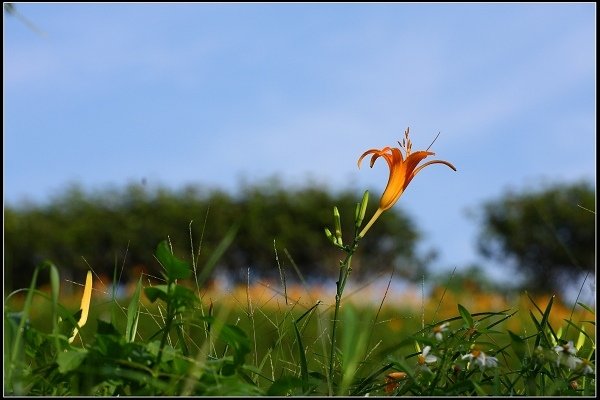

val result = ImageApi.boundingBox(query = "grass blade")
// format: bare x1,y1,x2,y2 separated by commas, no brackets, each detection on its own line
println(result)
293,320,309,393
196,224,238,287
126,276,143,343
293,301,321,394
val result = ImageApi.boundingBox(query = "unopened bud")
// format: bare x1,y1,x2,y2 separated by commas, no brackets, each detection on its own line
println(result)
324,227,336,245
355,190,369,229
333,206,342,244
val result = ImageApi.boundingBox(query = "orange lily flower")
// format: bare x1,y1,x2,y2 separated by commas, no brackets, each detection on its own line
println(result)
357,127,456,238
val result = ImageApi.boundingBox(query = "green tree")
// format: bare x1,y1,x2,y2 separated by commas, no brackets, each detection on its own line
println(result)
4,179,427,291
475,180,595,294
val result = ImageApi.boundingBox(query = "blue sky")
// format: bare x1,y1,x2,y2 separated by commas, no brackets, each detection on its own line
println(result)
3,3,596,290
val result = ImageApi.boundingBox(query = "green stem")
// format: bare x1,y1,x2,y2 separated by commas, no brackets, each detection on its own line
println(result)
328,242,358,393
327,198,375,393
155,283,175,368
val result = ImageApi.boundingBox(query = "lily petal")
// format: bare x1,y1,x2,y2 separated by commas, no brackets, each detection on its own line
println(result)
357,128,456,238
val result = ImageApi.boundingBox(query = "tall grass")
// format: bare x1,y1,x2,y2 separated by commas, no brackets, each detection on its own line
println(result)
7,129,596,394
3,187,596,396
4,230,595,396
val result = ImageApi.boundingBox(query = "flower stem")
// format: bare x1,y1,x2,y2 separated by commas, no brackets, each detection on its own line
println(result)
358,208,383,239
327,203,378,393
328,243,357,393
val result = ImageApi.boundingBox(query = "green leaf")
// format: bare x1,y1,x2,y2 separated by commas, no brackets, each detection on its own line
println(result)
96,319,121,336
507,330,526,360
540,295,555,329
563,319,595,351
58,308,82,339
539,295,559,344
48,262,60,315
57,348,88,374
196,224,238,287
457,304,474,328
472,380,488,396
146,282,198,311
94,329,123,358
155,240,191,281
45,261,62,353
338,305,370,396
529,310,545,349
220,325,250,366
268,375,304,396
577,301,595,314
6,263,43,385
200,373,264,396
293,320,309,393
171,284,198,311
126,276,143,342
290,300,321,393
144,285,169,303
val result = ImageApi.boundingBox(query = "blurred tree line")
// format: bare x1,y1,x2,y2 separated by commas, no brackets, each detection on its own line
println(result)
475,180,595,294
3,179,426,292
4,179,595,296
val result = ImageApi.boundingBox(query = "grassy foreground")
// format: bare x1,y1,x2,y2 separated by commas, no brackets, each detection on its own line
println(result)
3,133,595,395
4,251,596,396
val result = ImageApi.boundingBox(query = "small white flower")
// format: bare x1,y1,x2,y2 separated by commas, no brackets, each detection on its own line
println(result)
554,341,577,356
416,345,438,374
554,341,581,370
481,354,499,369
418,346,438,365
577,359,595,375
461,348,499,371
432,322,449,341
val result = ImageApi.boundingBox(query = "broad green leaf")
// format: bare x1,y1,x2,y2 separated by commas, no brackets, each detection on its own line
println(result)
220,325,250,366
96,319,120,336
171,284,198,311
145,285,169,303
57,348,88,374
155,240,191,281
338,305,369,396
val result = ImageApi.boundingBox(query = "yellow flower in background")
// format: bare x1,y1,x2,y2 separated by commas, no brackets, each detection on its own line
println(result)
68,270,93,344
357,127,456,238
